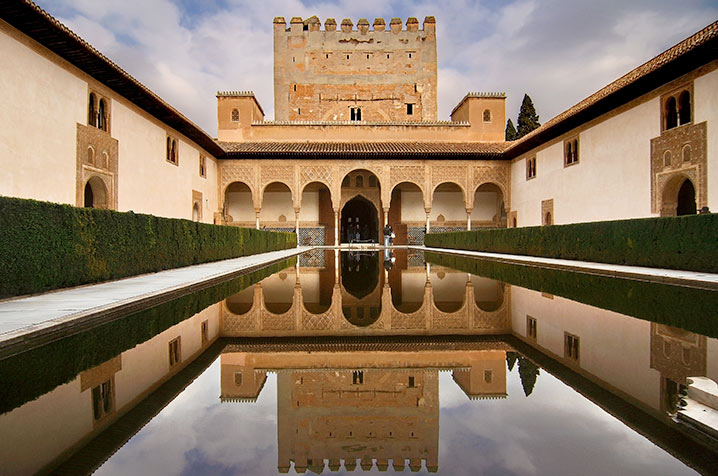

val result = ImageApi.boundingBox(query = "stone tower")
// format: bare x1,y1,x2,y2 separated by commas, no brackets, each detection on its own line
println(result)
273,16,438,122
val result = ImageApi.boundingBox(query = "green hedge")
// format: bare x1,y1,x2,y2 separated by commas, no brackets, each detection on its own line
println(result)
425,251,718,338
0,257,295,415
0,196,296,297
425,214,718,273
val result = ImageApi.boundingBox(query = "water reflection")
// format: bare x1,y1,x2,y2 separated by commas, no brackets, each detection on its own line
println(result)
1,250,716,475
222,250,511,336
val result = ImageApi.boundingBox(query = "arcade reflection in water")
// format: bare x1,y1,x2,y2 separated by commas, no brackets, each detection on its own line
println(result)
222,250,510,337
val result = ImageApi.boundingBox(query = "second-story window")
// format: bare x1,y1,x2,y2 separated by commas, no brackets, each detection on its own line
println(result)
350,107,362,121
564,137,579,166
526,157,537,180
407,103,414,115
231,108,239,122
88,93,96,127
166,135,178,166
199,154,206,178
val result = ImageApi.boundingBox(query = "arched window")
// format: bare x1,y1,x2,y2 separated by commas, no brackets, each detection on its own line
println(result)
663,150,672,167
682,145,691,162
573,139,579,162
679,91,691,125
665,97,677,130
166,137,171,161
87,146,95,165
483,109,491,122
171,139,177,164
88,93,96,127
98,99,107,131
355,175,364,187
231,108,239,122
566,142,572,161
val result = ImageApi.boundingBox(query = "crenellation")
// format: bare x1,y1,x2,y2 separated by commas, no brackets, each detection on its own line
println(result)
273,16,438,121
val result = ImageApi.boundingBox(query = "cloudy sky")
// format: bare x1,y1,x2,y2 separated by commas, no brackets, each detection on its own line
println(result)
37,0,718,136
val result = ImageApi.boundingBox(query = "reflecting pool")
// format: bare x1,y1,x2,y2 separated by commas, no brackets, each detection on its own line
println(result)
1,250,716,475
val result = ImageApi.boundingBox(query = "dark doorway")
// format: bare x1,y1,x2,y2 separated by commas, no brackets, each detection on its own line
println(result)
341,196,379,243
84,182,94,208
676,179,696,216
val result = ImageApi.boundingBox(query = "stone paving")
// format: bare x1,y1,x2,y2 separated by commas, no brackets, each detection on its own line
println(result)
0,247,308,357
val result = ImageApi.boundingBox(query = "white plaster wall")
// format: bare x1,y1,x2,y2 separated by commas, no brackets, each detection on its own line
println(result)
226,190,255,221
114,304,220,408
510,286,660,410
112,100,219,221
0,378,91,475
471,190,498,221
260,191,294,222
693,68,718,212
510,99,659,226
299,190,320,221
400,191,425,221
0,24,85,204
431,192,465,221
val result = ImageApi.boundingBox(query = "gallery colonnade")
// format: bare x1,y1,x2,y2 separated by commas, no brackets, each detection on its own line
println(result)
220,160,510,245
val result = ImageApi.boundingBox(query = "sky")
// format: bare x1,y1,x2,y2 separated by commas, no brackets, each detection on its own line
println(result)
37,0,718,136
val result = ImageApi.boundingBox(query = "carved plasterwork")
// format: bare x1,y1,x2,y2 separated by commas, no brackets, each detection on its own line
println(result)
301,165,334,188
390,165,425,190
431,165,467,193
261,164,294,189
221,164,256,194
650,121,707,214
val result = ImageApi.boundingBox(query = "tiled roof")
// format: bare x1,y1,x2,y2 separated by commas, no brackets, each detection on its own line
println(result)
504,20,718,159
218,141,509,158
0,0,225,157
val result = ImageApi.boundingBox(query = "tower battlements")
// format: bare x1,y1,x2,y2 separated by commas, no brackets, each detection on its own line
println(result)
273,16,436,34
273,15,438,122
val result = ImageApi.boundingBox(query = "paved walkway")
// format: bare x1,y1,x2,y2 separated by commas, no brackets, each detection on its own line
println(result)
415,246,718,291
0,247,308,358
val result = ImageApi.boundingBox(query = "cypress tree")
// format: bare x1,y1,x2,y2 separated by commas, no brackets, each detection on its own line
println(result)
505,119,518,141
516,94,541,138
506,351,518,371
518,356,540,397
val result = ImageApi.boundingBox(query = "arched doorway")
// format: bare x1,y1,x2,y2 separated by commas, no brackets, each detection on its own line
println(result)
224,182,254,226
389,182,425,245
661,176,698,217
676,179,697,216
260,182,294,231
84,176,108,209
472,183,506,228
300,182,334,245
431,182,465,232
341,196,379,243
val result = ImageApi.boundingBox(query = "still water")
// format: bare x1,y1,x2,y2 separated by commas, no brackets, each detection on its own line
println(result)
1,249,716,475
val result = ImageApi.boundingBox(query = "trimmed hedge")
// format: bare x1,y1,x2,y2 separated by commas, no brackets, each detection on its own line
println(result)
425,251,718,338
425,214,718,273
0,257,295,415
0,196,296,297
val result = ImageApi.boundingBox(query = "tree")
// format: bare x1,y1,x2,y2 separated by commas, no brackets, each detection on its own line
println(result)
518,356,540,397
516,94,541,138
505,119,518,141
506,351,518,371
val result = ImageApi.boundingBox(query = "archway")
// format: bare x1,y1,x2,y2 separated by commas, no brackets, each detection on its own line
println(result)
431,182,465,232
676,179,697,216
472,183,506,228
471,276,505,312
260,182,294,231
84,176,108,209
224,182,254,225
389,182,425,245
225,287,254,315
300,182,334,245
341,195,379,243
661,176,697,217
430,267,465,313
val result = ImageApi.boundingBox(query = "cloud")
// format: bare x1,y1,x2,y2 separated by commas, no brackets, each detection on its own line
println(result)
38,0,718,134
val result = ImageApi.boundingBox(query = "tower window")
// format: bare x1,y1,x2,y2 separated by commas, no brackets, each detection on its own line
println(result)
231,108,239,122
665,97,678,130
98,99,107,131
293,84,297,92
386,53,390,59
406,103,414,115
346,54,350,60
366,54,370,59
679,90,691,125
352,370,364,385
483,109,491,122
408,52,412,58
350,107,362,121
88,93,96,127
